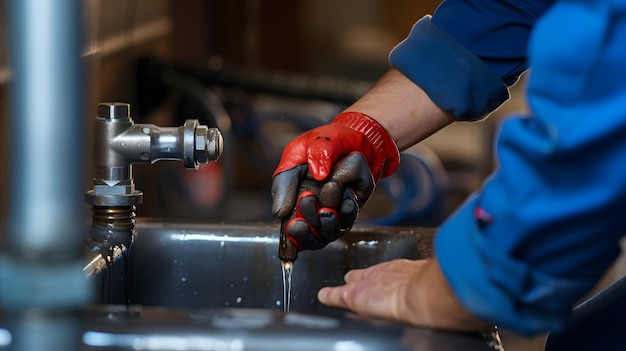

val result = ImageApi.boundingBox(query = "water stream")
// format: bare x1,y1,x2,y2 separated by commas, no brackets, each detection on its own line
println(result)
281,260,294,312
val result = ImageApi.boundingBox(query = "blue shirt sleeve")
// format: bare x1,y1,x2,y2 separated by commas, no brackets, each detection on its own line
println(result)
435,0,626,335
389,0,554,120
432,0,555,85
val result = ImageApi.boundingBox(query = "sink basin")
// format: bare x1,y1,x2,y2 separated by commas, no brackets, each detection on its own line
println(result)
91,220,433,316
1,221,502,350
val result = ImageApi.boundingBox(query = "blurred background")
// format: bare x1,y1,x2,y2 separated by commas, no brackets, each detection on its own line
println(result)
0,0,524,226
1,1,609,349
1,0,526,226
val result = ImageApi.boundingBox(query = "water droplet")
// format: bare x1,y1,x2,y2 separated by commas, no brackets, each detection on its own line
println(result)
181,277,187,282
242,277,248,282
235,296,242,304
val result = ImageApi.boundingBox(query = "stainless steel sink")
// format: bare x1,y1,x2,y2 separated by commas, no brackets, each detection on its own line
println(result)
91,220,433,316
1,221,502,350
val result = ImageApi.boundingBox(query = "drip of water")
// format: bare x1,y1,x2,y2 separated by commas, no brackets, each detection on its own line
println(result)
281,260,294,312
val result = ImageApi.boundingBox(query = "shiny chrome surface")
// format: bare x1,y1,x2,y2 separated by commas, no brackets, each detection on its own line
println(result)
85,102,223,207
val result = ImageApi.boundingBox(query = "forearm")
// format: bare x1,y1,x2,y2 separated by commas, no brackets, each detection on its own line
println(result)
344,68,456,151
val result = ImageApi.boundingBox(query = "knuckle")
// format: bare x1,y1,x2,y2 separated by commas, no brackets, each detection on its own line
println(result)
339,289,352,307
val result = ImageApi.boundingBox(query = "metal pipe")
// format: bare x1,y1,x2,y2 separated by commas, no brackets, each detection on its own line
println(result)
84,102,223,207
6,0,85,261
1,0,89,350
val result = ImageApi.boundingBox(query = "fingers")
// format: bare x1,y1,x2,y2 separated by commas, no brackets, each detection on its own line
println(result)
316,153,371,233
316,265,383,312
320,259,492,332
294,190,320,228
272,153,373,251
338,188,358,231
271,165,308,218
286,198,341,250
343,261,395,283
318,181,358,231
344,268,366,283
318,260,420,312
318,265,381,310
318,285,351,310
327,153,375,205
318,209,340,241
281,190,359,250
285,189,334,250
285,211,349,250
285,217,325,250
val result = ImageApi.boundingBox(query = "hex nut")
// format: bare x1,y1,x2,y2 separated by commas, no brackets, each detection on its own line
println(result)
98,102,130,120
93,184,134,195
194,125,209,164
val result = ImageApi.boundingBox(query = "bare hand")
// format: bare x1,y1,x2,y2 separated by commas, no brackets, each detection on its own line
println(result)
317,258,491,332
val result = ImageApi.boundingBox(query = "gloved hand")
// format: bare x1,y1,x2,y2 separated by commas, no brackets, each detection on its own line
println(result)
271,111,400,251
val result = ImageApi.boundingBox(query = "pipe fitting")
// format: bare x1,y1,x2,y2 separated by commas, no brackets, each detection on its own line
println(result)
194,124,225,165
85,102,223,206
83,101,226,305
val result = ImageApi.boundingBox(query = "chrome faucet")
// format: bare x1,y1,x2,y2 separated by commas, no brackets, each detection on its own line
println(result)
85,102,223,208
83,102,223,283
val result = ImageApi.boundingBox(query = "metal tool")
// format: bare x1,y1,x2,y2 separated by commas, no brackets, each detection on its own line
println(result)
279,216,299,262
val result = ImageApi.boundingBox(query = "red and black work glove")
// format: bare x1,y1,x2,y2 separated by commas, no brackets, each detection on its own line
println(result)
271,111,400,251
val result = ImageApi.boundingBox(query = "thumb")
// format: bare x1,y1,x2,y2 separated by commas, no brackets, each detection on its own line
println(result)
305,125,354,181
271,165,307,218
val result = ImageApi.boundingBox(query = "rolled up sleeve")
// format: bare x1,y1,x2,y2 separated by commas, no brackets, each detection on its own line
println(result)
389,0,554,120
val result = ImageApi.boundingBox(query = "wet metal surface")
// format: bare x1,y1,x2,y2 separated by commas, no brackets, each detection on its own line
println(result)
75,305,501,351
1,221,503,350
113,221,432,315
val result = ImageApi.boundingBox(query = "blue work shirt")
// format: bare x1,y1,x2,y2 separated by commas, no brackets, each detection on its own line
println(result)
390,0,626,335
